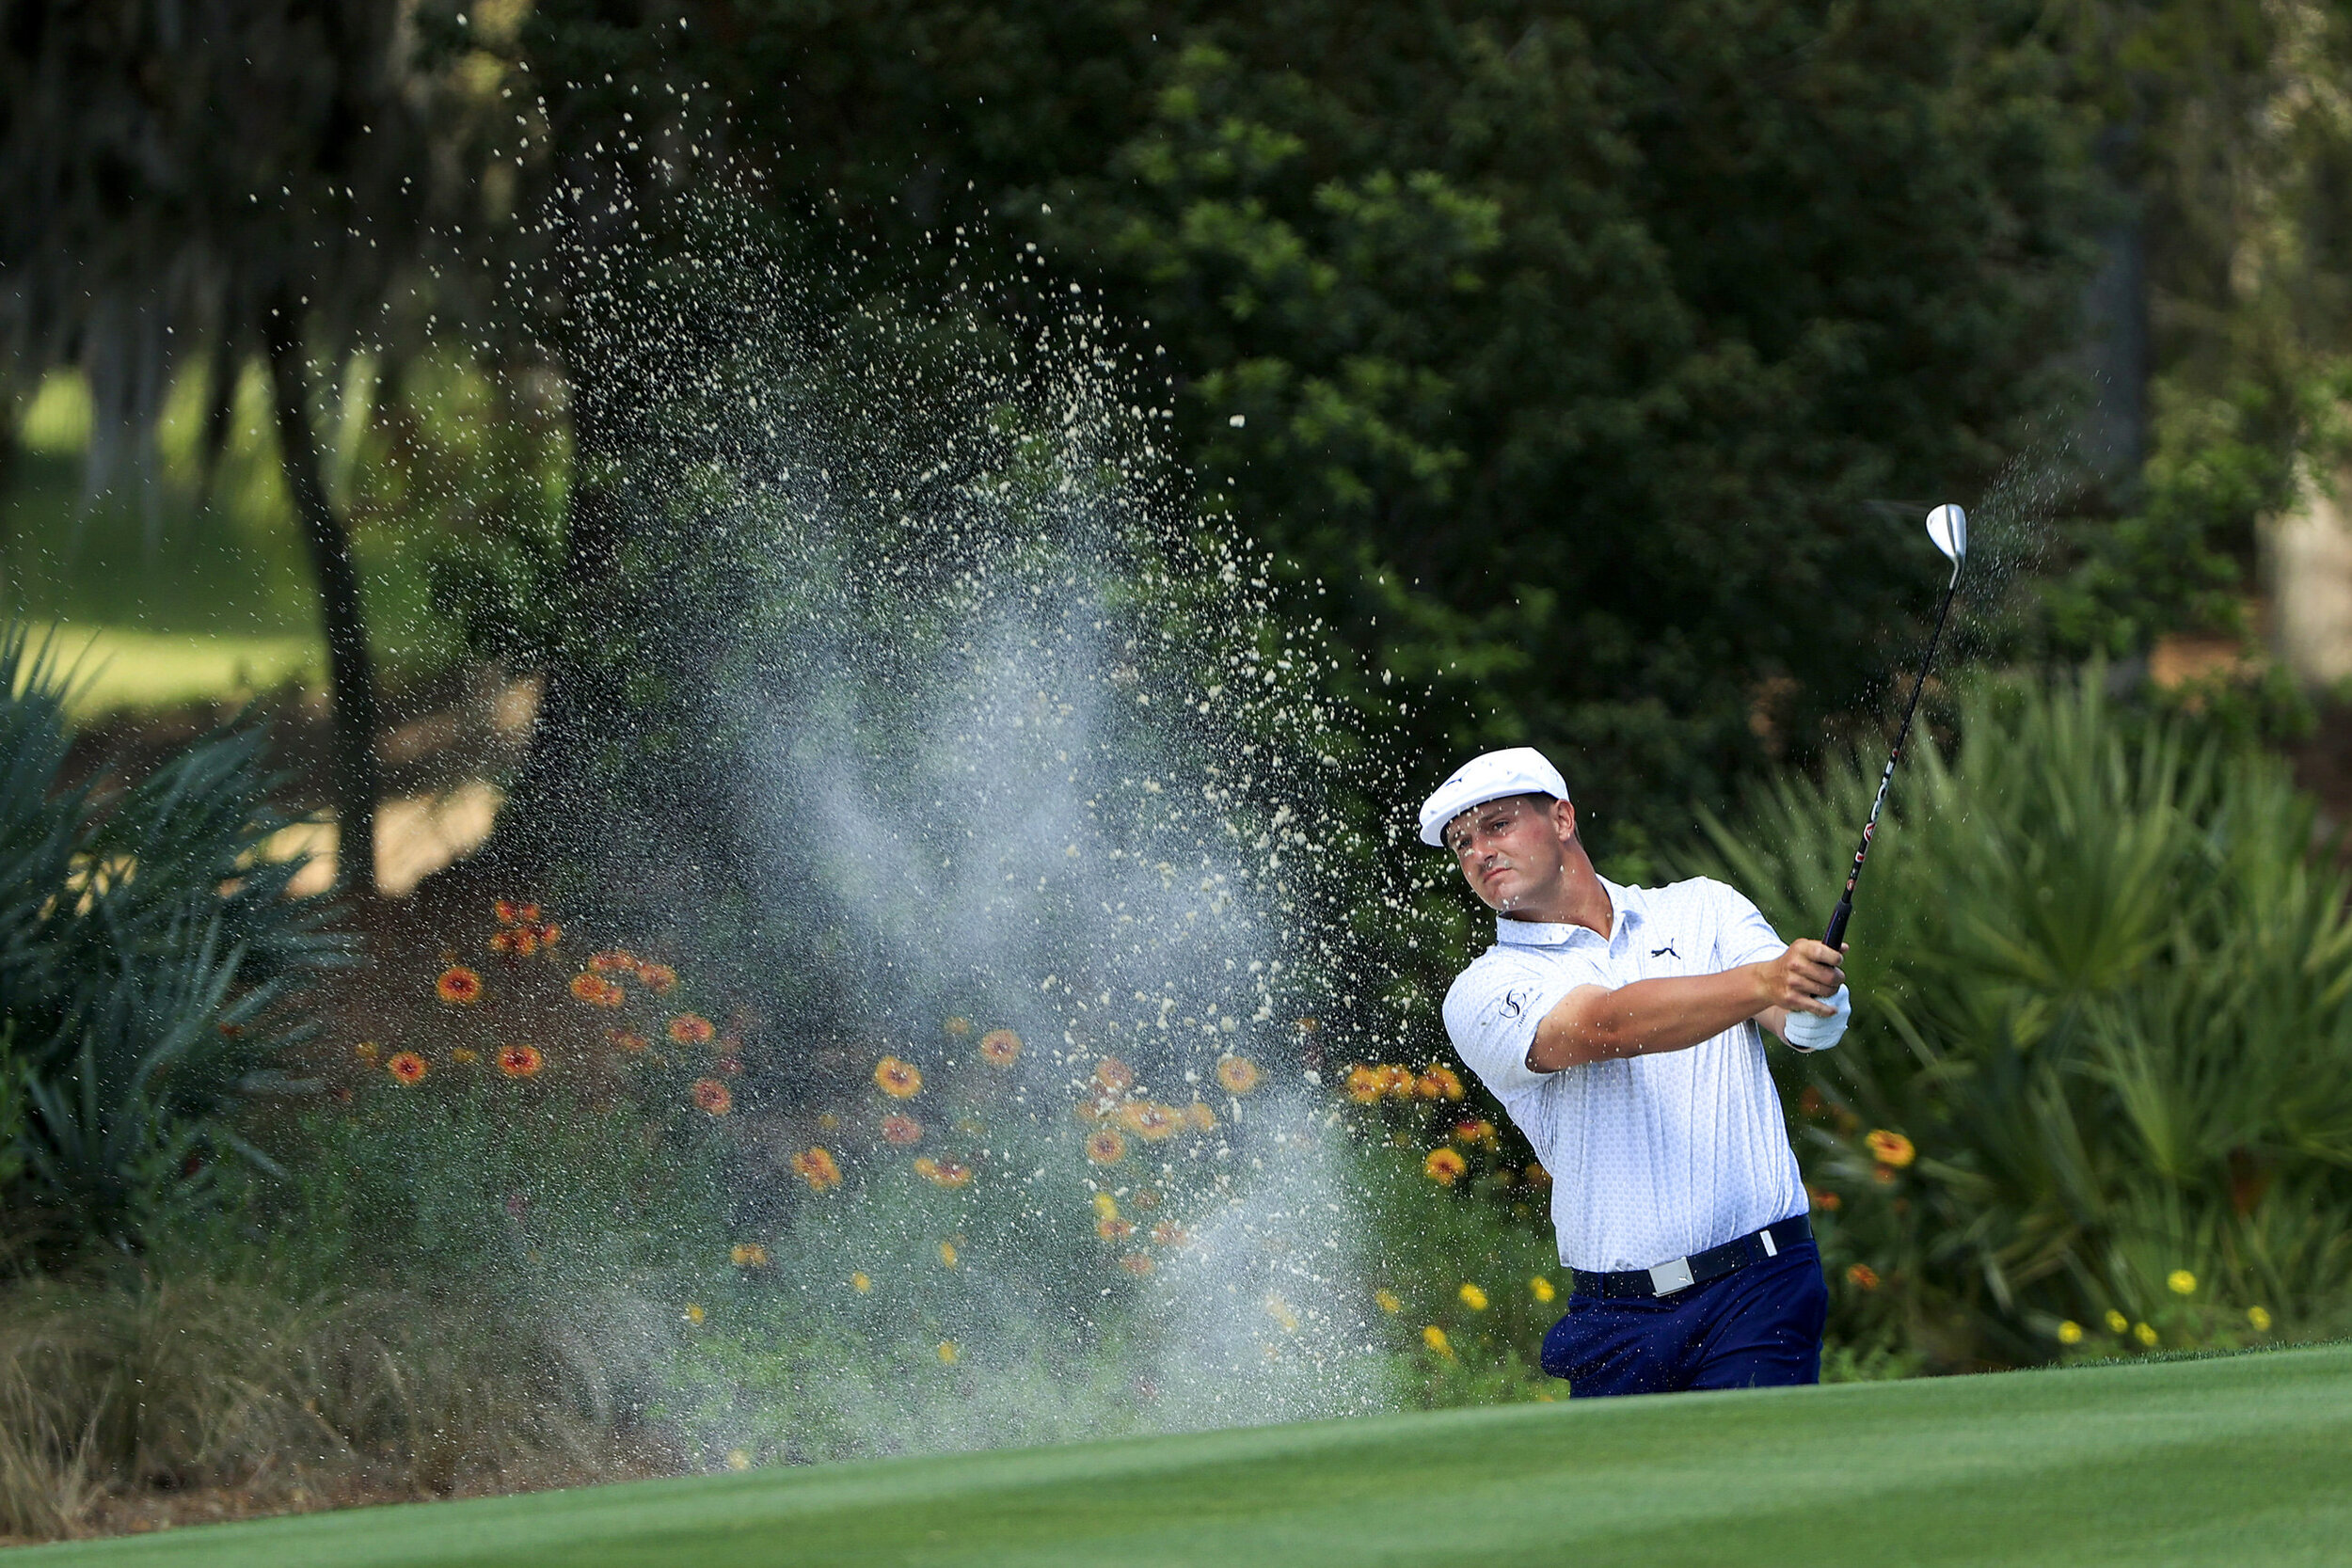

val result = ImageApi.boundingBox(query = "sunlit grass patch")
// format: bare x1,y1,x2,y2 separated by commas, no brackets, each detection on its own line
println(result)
10,622,325,716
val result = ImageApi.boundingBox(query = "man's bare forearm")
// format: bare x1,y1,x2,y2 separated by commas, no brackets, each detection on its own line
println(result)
1529,968,1770,1069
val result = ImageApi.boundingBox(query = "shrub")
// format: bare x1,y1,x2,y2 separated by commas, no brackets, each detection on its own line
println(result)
1692,671,2352,1367
0,627,350,1249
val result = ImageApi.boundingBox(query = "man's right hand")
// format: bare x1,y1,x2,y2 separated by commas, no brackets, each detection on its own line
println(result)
1756,940,1845,1017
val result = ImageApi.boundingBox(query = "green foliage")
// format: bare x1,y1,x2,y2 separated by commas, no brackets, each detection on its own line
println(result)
1690,670,2352,1367
521,0,2102,844
0,629,349,1247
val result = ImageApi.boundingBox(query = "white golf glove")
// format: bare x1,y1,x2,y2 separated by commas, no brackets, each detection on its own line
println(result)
1783,986,1851,1053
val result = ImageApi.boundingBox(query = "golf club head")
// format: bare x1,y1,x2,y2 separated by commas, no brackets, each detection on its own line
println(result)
1926,503,1967,583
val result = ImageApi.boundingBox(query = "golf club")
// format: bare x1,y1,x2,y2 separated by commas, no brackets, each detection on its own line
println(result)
1820,502,1969,950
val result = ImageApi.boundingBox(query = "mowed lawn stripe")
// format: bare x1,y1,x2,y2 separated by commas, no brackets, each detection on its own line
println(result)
25,1344,2352,1568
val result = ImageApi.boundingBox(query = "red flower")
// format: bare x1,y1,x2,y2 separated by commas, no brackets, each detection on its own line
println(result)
498,1043,544,1079
636,960,678,994
436,967,485,1005
588,949,639,974
386,1052,428,1085
691,1078,733,1116
608,1029,650,1054
570,973,625,1007
1846,1263,1881,1291
668,1013,717,1046
881,1114,924,1147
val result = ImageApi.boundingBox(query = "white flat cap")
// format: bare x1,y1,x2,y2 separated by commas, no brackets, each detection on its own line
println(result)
1418,747,1571,847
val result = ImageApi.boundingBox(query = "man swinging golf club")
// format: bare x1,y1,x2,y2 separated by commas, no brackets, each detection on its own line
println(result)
1425,749,1850,1395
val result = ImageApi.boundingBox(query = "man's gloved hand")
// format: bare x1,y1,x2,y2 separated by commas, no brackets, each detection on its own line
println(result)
1784,986,1851,1053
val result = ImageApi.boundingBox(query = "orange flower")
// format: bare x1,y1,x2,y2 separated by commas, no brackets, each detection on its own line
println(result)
882,1114,924,1147
1150,1221,1190,1247
516,903,541,924
1377,1064,1417,1099
570,973,625,1006
1073,1100,1104,1125
533,922,562,950
608,1028,650,1054
1344,1065,1383,1103
636,960,677,994
691,1078,733,1116
487,927,528,957
1865,1130,1916,1169
493,899,522,925
1846,1263,1881,1291
436,967,484,1005
1417,1066,1466,1101
1453,1118,1498,1148
1096,1215,1136,1242
1523,1161,1551,1188
1809,1185,1842,1212
1118,1252,1155,1277
792,1147,842,1191
587,949,639,974
1216,1055,1260,1095
387,1052,428,1085
498,1043,544,1079
1091,1057,1136,1095
1184,1101,1216,1132
730,1243,771,1268
1423,1148,1469,1185
1085,1129,1127,1165
918,1158,973,1188
978,1028,1023,1067
874,1056,922,1098
1120,1102,1181,1142
667,1013,717,1046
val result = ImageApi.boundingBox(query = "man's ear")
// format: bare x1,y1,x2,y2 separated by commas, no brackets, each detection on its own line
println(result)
1553,796,1579,844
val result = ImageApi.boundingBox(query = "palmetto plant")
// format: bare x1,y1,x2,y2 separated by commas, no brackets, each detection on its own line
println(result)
0,627,351,1246
1694,672,2352,1367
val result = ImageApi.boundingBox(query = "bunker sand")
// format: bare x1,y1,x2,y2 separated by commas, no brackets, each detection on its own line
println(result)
28,1344,2352,1567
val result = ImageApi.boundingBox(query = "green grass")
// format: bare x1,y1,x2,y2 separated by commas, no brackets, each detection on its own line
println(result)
24,1343,2352,1566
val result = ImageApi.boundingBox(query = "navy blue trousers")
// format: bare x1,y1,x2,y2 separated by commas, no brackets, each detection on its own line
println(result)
1540,1241,1828,1397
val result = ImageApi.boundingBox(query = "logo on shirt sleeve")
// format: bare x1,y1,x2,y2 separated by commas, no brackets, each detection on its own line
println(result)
1492,985,1534,1022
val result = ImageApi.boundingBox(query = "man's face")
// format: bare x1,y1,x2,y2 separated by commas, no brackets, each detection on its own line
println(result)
1445,794,1572,913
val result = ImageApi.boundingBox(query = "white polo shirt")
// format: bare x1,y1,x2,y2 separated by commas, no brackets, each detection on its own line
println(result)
1441,875,1808,1273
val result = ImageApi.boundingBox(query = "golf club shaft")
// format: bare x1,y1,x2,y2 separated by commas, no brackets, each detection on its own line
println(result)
1821,575,1960,949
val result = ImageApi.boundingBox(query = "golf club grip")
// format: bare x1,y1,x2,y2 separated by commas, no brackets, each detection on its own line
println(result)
1823,896,1851,950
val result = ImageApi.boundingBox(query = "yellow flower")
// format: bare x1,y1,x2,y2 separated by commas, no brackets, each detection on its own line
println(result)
1864,1129,1915,1168
874,1056,923,1098
850,1272,872,1294
1422,1324,1454,1358
724,1449,751,1471
2167,1269,2197,1296
730,1243,770,1268
683,1304,706,1325
1422,1148,1468,1185
1530,1276,1557,1304
2105,1309,2130,1335
2056,1320,2084,1345
452,1047,479,1065
2249,1306,2273,1332
1184,1101,1217,1132
939,1241,959,1268
1374,1289,1402,1315
2134,1322,2158,1348
1092,1193,1120,1220
1085,1128,1128,1165
1344,1064,1383,1103
1216,1055,1260,1095
353,1041,380,1064
1458,1283,1489,1311
944,1016,975,1038
937,1340,958,1365
977,1027,1022,1066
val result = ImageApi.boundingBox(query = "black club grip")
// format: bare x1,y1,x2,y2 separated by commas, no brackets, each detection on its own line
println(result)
1822,895,1852,950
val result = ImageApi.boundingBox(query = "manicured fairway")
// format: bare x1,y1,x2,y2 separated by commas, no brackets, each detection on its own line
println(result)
25,1345,2352,1567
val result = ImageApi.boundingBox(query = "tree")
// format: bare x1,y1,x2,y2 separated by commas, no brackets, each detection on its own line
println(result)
0,0,485,895
515,0,2101,857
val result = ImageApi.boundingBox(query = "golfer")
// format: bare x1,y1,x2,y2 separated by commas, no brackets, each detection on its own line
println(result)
1424,747,1850,1395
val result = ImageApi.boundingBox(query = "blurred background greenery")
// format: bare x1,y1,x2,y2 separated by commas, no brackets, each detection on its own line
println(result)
8,0,2352,1544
